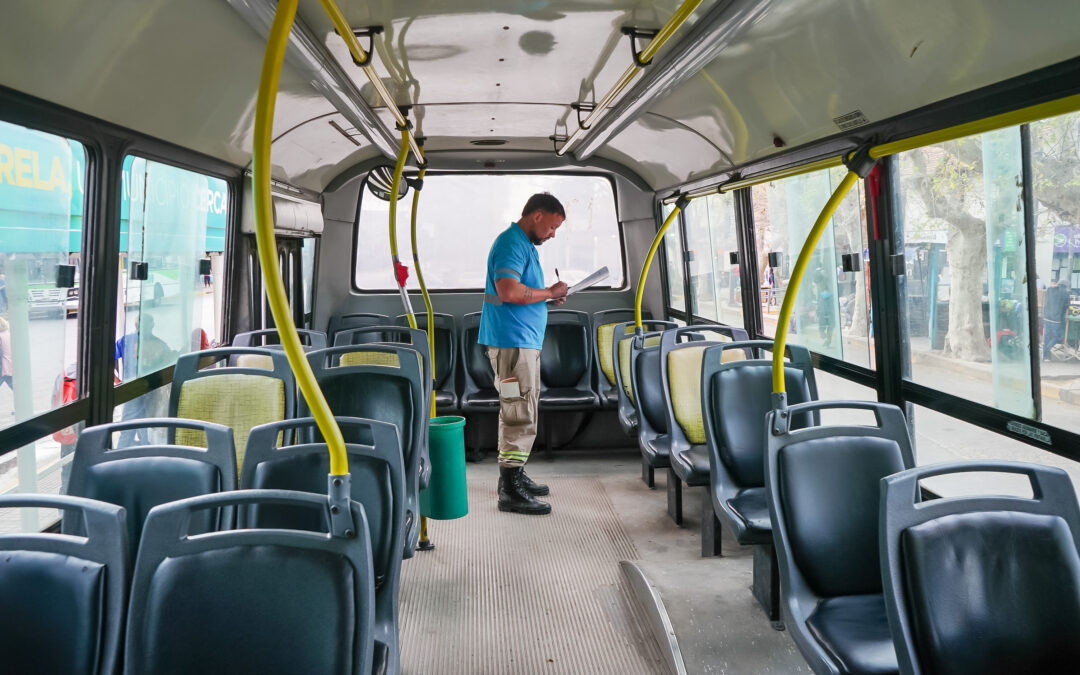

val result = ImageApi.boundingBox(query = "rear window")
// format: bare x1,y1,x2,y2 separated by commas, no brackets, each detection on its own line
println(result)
354,173,622,291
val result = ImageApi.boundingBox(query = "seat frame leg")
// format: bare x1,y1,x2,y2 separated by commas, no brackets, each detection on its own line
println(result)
666,467,682,526
642,460,655,488
701,490,722,558
752,544,783,629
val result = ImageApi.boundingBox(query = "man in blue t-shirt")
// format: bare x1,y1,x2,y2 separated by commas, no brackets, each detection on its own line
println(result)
479,193,568,515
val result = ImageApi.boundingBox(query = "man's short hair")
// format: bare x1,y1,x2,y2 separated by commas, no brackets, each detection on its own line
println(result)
521,193,565,219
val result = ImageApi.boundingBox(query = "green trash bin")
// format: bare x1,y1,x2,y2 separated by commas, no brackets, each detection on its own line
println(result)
420,415,468,520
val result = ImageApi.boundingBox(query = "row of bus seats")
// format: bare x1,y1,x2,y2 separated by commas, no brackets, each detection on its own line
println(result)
326,309,648,457
0,414,407,675
175,338,429,557
605,317,1080,674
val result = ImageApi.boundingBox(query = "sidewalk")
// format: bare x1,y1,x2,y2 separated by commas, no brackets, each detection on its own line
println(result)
911,349,1080,407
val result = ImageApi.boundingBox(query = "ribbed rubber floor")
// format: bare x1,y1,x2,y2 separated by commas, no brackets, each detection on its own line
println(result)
400,470,667,674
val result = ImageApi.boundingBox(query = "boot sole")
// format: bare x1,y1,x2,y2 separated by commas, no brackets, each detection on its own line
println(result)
498,502,552,515
524,488,550,497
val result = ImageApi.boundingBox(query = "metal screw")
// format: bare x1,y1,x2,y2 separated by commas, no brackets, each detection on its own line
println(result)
333,478,343,487
330,505,340,515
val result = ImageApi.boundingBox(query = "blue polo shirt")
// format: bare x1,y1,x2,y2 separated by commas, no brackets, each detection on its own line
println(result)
479,223,547,349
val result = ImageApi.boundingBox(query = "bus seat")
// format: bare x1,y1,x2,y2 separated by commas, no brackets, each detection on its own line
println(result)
590,309,640,407
460,311,499,411
327,311,390,344
336,325,434,417
231,329,328,369
0,495,127,675
124,490,376,675
170,347,296,472
765,400,913,673
397,312,459,411
242,417,405,675
612,319,675,438
63,418,236,562
661,325,750,535
629,331,669,489
233,328,328,349
880,461,1080,675
539,310,597,408
306,344,425,559
702,341,816,612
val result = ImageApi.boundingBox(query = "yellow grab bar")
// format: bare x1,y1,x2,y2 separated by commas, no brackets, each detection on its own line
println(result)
635,201,685,328
254,0,348,475
771,170,859,395
409,165,438,418
559,0,702,155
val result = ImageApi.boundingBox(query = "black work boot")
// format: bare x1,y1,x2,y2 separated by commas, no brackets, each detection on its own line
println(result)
498,466,552,515
518,470,549,496
498,468,549,496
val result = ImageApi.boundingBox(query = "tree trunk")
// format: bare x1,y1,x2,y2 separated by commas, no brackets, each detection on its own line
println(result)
943,221,990,361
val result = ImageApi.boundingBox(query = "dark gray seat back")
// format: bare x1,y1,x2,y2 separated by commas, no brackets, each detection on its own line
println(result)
0,494,127,675
612,319,675,435
460,311,497,410
125,489,375,675
64,418,236,561
242,417,405,675
327,312,390,344
233,328,327,350
765,400,914,675
306,344,424,558
881,461,1080,675
540,310,598,407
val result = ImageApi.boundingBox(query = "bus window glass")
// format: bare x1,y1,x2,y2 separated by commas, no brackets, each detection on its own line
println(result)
115,156,227,432
0,430,75,532
301,237,316,327
751,168,873,367
911,404,1080,497
897,129,1036,419
1031,111,1080,435
683,193,742,327
0,121,85,489
354,174,621,290
661,203,686,315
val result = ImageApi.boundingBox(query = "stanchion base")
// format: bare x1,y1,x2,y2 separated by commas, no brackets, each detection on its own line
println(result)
417,539,436,551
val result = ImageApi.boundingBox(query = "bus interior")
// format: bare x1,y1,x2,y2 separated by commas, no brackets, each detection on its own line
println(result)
2,0,1080,673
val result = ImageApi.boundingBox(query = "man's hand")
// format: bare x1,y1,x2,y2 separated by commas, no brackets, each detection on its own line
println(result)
549,281,568,299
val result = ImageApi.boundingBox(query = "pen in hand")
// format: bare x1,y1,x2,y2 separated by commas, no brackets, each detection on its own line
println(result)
555,268,560,282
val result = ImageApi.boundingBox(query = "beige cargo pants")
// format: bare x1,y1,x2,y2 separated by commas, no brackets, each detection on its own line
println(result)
486,346,541,467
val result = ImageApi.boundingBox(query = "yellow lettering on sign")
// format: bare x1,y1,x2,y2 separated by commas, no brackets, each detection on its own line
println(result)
49,156,68,194
14,147,33,188
33,151,50,190
0,144,13,185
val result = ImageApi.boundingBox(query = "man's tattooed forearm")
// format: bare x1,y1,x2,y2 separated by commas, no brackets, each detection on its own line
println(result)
523,287,533,302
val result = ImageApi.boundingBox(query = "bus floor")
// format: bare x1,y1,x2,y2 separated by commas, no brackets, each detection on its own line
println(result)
399,447,809,674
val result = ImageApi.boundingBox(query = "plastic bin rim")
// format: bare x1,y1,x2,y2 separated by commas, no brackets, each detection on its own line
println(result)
429,415,466,428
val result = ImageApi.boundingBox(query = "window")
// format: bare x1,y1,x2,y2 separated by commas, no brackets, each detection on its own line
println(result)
354,173,621,291
1031,111,1080,436
301,237,316,327
0,121,86,499
751,167,873,367
115,156,228,437
896,129,1036,418
661,203,686,314
682,192,742,327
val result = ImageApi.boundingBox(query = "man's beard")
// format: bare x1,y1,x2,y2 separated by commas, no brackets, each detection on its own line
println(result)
528,233,543,245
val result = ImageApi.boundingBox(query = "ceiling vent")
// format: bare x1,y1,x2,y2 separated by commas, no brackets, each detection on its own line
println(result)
470,139,508,146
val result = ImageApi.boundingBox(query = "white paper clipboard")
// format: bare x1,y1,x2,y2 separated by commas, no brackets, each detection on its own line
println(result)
548,266,609,302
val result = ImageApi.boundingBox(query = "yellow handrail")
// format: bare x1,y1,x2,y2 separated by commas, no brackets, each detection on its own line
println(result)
771,171,858,394
409,165,438,419
316,0,422,161
253,0,348,475
388,127,416,325
634,204,684,328
559,0,702,156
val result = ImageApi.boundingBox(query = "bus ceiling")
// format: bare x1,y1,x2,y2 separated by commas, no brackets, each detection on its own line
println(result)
0,1,1078,193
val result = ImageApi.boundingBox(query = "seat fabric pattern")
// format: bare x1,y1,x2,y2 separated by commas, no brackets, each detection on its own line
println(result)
342,351,401,368
597,323,622,386
133,546,356,674
668,346,708,444
713,365,813,486
806,594,898,675
781,436,904,597
176,375,284,468
235,354,275,370
0,551,105,675
901,511,1080,675
621,335,660,402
